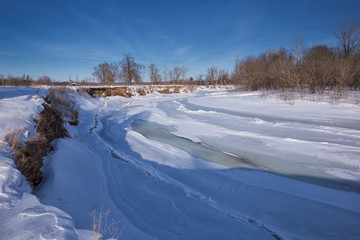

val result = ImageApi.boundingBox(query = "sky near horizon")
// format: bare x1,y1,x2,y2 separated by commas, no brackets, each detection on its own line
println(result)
0,0,359,82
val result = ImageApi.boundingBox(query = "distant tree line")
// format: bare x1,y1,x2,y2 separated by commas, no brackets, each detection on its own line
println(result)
232,21,360,94
0,74,98,86
0,74,55,86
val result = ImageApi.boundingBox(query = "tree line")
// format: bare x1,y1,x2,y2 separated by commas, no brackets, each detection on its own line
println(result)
92,53,229,85
0,74,96,86
92,53,190,85
0,74,56,86
232,21,360,94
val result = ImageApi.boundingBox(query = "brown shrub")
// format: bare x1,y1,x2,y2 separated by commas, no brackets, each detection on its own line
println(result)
6,87,77,188
45,87,79,126
185,85,197,93
350,53,360,89
156,86,184,94
35,103,69,141
136,88,146,96
238,49,296,91
83,87,133,98
91,206,123,240
300,45,337,93
6,128,24,150
12,137,50,187
235,45,360,95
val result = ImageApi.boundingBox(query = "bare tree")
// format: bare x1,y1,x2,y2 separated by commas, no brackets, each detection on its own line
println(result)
136,64,145,84
0,74,5,86
168,70,173,84
181,66,188,83
218,69,229,85
119,53,143,85
163,65,168,83
92,62,119,84
301,45,337,93
333,21,360,57
231,56,241,85
206,65,218,84
170,66,181,84
196,74,203,82
37,75,52,85
148,63,161,84
290,34,306,63
149,63,155,84
140,64,146,84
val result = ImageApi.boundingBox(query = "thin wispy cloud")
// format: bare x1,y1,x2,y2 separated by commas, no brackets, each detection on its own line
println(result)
36,5,62,19
0,51,17,57
173,46,191,59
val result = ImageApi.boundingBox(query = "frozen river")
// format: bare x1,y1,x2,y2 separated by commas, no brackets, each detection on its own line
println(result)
37,89,360,239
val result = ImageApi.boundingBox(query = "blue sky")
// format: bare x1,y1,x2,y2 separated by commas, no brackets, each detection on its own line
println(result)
0,0,359,82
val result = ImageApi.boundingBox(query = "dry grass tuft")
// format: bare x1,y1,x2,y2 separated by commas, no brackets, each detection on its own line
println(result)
45,87,79,126
135,88,146,96
279,91,296,104
259,90,270,98
35,103,69,141
185,85,197,93
5,128,50,187
5,128,25,150
12,137,50,187
156,86,184,94
91,206,124,240
353,92,360,105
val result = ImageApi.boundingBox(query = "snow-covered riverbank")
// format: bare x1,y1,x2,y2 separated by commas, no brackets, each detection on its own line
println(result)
1,87,360,239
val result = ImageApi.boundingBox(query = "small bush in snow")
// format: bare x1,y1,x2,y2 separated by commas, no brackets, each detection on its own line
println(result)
44,87,79,126
91,206,123,240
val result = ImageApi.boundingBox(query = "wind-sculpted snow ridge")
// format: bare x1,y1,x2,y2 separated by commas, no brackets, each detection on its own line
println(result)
0,156,78,239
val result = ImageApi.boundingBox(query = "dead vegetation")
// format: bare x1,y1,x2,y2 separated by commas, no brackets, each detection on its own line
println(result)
35,103,69,141
7,134,49,187
80,85,188,98
83,87,133,98
91,206,124,240
44,87,79,126
6,87,78,188
234,46,360,95
156,86,184,94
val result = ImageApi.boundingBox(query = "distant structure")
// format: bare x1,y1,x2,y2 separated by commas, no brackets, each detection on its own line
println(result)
68,80,77,86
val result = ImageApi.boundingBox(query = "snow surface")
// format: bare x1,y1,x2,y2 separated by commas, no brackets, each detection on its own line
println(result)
1,87,360,239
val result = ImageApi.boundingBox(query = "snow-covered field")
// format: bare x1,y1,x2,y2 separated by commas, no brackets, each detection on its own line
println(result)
1,86,360,239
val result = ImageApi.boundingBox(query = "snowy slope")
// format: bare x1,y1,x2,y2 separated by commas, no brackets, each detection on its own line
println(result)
1,87,360,239
0,87,82,239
